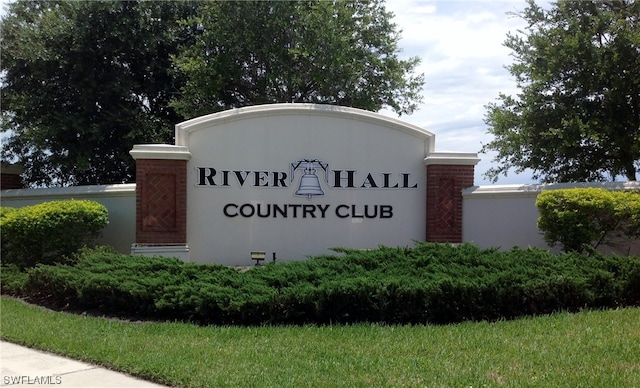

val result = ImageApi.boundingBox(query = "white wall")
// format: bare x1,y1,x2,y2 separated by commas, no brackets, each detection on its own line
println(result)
0,184,136,253
462,181,640,256
176,104,435,265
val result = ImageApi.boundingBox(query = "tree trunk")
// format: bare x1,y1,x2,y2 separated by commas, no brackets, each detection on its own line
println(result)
625,164,637,181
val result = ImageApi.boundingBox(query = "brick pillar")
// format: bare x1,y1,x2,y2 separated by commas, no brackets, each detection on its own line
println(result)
129,145,191,260
1,163,23,190
424,153,479,243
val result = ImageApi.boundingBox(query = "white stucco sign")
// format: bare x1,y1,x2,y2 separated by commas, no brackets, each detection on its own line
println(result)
175,104,434,265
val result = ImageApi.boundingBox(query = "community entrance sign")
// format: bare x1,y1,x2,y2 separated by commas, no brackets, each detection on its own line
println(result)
130,104,479,265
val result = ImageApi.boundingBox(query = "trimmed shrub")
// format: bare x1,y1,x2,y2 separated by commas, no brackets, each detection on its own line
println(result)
13,243,640,326
0,200,109,267
0,206,17,219
536,188,640,253
616,190,640,240
0,264,28,294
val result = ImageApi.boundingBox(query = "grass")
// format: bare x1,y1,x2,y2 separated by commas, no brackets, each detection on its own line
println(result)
1,296,639,387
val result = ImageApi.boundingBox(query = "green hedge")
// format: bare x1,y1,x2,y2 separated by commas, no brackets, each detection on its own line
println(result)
9,243,639,325
0,206,18,219
537,188,640,253
0,200,109,268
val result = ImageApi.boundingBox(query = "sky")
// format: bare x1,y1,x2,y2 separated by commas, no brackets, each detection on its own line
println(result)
0,0,543,186
380,0,542,185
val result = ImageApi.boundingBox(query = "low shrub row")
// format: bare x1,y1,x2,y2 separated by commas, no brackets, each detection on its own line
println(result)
6,243,639,326
0,200,109,268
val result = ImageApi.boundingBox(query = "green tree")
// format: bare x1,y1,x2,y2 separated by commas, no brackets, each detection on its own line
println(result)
1,0,197,186
482,0,640,183
171,0,424,118
2,0,422,187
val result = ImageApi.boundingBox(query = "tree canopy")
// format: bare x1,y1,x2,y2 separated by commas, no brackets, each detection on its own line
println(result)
481,0,640,183
1,0,196,186
1,0,423,187
171,0,424,118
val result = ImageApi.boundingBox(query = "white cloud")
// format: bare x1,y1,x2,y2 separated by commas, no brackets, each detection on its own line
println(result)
382,0,535,184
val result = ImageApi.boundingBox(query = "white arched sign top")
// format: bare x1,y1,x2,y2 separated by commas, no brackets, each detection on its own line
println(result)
176,104,436,264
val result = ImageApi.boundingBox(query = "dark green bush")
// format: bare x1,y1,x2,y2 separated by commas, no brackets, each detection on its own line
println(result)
0,264,29,294
0,200,109,268
12,243,640,326
536,188,640,253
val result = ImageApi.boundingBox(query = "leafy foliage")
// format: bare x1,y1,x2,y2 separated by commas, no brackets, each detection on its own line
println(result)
0,1,198,186
168,0,424,118
536,188,640,253
1,0,423,187
0,200,109,267
9,243,639,325
0,206,17,219
482,0,640,183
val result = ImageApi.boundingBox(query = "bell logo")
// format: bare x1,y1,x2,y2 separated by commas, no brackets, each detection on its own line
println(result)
291,159,328,199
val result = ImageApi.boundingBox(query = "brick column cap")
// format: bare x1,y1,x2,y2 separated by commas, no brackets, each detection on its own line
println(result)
130,144,191,161
424,152,480,166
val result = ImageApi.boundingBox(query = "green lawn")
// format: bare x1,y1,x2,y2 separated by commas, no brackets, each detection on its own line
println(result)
1,296,639,387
